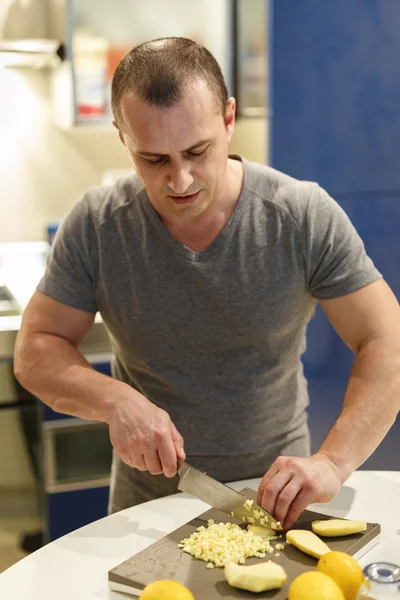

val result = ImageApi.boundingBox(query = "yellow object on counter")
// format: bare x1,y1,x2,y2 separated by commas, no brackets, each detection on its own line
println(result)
225,560,287,593
317,551,365,600
139,579,195,600
286,529,331,558
312,519,367,537
178,520,274,567
289,571,345,600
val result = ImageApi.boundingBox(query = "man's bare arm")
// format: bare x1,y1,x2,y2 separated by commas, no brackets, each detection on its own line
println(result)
317,278,400,478
14,291,185,476
258,279,400,529
14,290,119,421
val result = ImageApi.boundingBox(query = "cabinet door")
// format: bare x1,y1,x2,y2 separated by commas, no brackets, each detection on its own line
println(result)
303,195,400,470
47,485,110,541
270,0,400,194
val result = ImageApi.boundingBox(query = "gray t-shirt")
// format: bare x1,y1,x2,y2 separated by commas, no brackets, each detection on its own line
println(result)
37,156,381,488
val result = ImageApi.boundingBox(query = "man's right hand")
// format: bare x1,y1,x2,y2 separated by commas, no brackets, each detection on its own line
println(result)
107,390,186,478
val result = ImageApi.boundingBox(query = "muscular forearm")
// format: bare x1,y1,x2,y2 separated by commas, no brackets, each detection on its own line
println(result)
317,336,400,482
14,332,130,422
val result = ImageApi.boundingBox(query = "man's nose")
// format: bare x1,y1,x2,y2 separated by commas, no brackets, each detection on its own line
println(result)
167,163,194,195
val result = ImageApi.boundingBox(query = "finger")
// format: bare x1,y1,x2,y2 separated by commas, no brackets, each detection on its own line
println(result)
157,430,179,478
259,470,292,517
143,449,163,475
257,462,281,505
118,450,146,471
273,477,303,526
131,454,147,471
170,421,186,460
282,486,317,531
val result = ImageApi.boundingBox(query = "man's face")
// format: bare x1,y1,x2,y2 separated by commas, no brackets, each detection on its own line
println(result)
115,80,236,221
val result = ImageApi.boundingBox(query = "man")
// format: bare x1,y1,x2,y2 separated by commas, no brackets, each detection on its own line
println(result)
14,38,400,531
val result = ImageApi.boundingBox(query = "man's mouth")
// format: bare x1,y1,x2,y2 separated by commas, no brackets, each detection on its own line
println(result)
169,191,201,204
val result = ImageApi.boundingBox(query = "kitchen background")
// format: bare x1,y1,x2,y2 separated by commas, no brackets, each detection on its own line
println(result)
0,0,267,243
0,0,268,572
0,0,399,575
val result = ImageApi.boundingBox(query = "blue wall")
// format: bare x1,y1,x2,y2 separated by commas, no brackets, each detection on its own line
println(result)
270,0,400,469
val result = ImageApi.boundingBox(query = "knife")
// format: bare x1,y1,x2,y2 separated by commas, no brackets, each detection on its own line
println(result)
177,459,279,528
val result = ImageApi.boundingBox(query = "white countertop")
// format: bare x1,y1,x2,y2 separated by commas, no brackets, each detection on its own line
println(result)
0,470,399,599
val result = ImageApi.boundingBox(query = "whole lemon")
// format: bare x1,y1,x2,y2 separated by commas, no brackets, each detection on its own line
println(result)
289,571,345,600
139,579,195,600
317,551,364,600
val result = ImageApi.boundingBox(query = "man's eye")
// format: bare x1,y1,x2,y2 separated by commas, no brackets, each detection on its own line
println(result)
189,148,207,157
145,157,165,165
143,147,208,165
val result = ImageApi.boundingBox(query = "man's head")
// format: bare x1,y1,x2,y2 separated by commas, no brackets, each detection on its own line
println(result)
111,37,237,221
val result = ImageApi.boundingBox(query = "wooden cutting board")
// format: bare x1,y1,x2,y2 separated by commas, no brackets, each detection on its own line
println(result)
108,488,380,598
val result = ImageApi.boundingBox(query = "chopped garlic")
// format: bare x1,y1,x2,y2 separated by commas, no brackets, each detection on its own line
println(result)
243,499,254,511
275,543,285,551
206,562,214,569
275,552,281,557
179,521,274,568
242,500,282,532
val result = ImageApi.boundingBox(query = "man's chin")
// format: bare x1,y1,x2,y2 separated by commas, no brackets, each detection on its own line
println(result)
168,195,210,218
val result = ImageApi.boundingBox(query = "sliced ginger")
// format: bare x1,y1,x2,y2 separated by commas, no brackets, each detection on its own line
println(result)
286,529,330,559
225,560,287,593
312,519,367,537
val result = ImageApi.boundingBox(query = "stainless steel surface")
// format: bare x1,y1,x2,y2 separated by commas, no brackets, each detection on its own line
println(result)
0,241,112,358
0,315,110,359
0,285,20,317
0,361,19,403
177,459,275,523
45,478,110,494
42,417,112,491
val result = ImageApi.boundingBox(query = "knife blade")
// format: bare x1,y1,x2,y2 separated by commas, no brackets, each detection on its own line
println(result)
177,459,279,528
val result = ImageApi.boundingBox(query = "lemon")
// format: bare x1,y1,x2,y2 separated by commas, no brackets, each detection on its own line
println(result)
288,571,345,600
139,579,195,600
317,551,364,600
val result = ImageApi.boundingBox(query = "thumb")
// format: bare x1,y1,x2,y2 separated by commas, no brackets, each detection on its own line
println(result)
170,421,186,460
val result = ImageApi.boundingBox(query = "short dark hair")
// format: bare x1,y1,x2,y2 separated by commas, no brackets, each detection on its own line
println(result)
111,37,228,128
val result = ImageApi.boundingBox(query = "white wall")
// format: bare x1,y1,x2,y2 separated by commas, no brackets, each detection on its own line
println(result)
0,68,129,242
0,0,48,40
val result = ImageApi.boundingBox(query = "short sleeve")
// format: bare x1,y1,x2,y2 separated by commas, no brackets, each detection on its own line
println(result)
37,197,98,313
305,184,382,299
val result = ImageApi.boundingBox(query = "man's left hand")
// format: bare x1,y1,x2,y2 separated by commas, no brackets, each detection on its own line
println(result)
257,453,343,531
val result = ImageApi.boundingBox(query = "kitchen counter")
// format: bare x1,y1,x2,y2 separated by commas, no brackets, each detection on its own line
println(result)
0,470,399,599
0,312,110,360
0,241,111,360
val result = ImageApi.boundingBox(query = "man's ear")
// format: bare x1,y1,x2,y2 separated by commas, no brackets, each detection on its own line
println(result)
113,120,126,146
225,97,236,143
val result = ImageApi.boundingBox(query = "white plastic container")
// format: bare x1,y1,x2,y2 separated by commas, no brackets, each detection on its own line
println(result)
73,30,109,120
